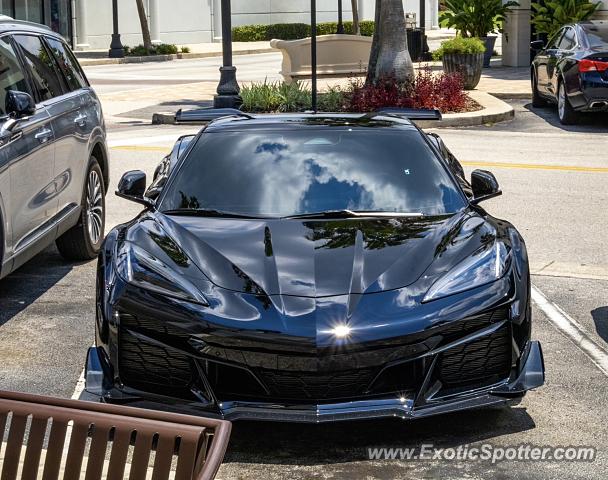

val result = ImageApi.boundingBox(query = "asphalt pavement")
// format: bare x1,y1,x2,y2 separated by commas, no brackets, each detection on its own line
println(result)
1,85,607,478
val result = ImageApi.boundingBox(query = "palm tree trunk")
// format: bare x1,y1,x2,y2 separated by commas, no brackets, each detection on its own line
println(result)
135,0,153,52
351,0,360,35
365,0,414,85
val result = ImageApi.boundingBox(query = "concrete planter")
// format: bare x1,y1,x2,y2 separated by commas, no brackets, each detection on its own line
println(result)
442,53,484,90
270,34,371,83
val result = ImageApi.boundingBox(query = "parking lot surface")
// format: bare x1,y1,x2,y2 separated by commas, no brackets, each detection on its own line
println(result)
1,65,607,478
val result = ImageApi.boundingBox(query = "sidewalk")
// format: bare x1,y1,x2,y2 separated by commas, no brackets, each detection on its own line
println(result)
77,41,274,66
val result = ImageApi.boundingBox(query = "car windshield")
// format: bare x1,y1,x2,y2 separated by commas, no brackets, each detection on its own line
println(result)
583,25,608,47
159,128,466,217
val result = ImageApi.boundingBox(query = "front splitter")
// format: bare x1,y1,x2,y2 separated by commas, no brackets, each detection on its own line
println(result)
85,341,544,423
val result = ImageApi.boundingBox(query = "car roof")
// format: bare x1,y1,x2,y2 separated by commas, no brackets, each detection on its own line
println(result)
0,15,61,39
204,113,420,133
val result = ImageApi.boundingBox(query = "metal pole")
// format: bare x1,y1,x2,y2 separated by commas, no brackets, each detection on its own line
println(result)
419,0,430,59
311,0,317,112
214,0,241,108
109,0,124,58
337,0,344,34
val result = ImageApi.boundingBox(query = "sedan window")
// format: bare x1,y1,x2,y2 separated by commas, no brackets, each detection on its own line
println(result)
160,129,466,217
13,34,64,101
582,25,608,48
558,28,577,50
0,38,30,116
546,29,565,50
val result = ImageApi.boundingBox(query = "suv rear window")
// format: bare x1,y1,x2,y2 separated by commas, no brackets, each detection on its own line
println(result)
0,38,30,116
13,34,64,101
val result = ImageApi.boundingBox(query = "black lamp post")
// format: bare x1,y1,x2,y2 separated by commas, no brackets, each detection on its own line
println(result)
311,0,317,112
337,0,344,34
214,0,241,108
419,0,430,59
109,0,124,58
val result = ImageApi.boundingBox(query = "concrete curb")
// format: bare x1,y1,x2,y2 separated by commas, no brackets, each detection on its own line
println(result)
152,91,514,127
79,48,275,66
415,91,514,128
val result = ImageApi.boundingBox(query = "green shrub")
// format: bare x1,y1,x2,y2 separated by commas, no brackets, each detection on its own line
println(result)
432,36,486,60
232,21,375,42
440,0,519,37
531,0,601,37
124,43,179,56
180,46,191,54
318,86,346,112
241,80,311,112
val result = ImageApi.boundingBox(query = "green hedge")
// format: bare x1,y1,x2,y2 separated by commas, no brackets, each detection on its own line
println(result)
232,21,375,42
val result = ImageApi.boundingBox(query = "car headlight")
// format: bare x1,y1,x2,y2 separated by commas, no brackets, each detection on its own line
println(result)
115,241,208,305
423,242,511,302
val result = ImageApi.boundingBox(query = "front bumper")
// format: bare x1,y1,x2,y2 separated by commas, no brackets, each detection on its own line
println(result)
85,340,544,423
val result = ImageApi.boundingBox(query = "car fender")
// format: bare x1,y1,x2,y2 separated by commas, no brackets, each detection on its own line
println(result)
87,126,110,189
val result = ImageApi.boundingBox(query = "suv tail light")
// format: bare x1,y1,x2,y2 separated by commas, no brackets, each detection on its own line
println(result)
579,58,608,72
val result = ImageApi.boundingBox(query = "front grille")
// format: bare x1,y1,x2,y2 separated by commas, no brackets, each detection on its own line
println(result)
438,323,512,389
257,368,377,401
119,322,196,399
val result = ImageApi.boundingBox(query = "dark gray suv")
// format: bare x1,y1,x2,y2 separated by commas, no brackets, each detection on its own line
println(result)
0,18,108,279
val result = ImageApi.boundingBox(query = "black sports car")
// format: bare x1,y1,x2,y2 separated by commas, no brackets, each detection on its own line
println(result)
86,110,544,422
531,20,608,124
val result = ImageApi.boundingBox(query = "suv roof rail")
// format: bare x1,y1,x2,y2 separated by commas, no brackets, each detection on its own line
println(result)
0,14,52,31
362,108,442,121
175,108,254,123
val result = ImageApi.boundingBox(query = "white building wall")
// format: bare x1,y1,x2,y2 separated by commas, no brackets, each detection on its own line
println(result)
78,0,439,51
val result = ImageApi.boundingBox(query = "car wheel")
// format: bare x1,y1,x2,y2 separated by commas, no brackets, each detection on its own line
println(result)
557,82,579,125
531,71,547,108
56,156,106,260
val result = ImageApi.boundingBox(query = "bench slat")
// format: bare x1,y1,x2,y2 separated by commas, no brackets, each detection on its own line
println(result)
21,417,47,480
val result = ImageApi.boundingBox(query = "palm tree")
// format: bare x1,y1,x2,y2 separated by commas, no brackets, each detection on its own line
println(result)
135,0,153,52
366,0,414,84
351,0,360,35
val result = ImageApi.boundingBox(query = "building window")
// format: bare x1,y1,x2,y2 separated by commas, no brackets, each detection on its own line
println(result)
1,0,72,45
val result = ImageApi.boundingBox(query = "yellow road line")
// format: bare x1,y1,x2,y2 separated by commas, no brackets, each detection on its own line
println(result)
462,161,608,173
110,146,608,173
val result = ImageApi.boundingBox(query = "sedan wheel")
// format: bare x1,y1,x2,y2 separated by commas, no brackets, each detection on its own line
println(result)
557,82,579,125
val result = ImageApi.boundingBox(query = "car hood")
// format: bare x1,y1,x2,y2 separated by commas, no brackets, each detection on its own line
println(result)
128,210,497,298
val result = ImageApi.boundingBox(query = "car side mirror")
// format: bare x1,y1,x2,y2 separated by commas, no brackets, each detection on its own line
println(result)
1,91,36,134
116,170,154,207
530,40,545,51
6,90,35,118
471,169,501,204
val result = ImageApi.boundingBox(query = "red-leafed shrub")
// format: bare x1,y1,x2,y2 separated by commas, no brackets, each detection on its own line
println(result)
344,67,470,113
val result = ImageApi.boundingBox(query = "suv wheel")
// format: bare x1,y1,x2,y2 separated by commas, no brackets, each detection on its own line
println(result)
531,71,547,108
557,82,579,125
56,156,105,260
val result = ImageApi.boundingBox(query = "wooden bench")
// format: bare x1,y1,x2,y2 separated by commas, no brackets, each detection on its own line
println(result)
0,390,231,480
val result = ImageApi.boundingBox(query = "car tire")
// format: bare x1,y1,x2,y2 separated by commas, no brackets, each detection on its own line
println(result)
531,71,547,108
56,156,106,261
557,81,579,125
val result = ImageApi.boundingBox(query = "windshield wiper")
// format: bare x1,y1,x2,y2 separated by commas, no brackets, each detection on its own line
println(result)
282,209,424,219
162,208,263,219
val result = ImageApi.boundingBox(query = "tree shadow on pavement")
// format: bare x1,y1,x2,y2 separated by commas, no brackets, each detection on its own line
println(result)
592,306,608,344
224,406,535,465
0,246,77,327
